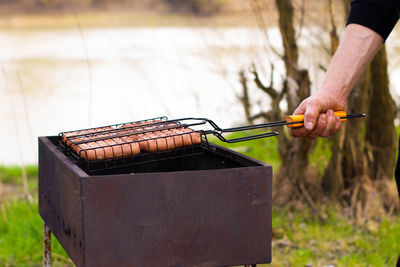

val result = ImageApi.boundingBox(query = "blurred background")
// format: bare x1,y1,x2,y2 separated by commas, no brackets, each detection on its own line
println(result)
1,0,400,266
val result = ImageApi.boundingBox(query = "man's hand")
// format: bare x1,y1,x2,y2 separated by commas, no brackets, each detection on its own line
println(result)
290,92,345,139
290,24,383,139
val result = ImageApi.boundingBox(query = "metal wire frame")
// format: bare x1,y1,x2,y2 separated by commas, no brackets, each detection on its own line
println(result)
60,116,280,144
59,117,204,173
59,116,278,174
62,119,202,154
59,116,168,137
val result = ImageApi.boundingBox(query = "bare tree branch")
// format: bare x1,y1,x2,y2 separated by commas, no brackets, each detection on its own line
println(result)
250,0,283,58
295,0,307,40
250,111,272,121
328,0,339,54
250,63,278,98
238,70,253,123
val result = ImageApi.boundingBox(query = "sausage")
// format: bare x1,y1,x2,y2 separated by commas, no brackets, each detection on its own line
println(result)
133,132,173,153
164,128,202,148
75,137,140,161
61,127,113,144
120,120,163,128
133,127,201,152
63,122,201,160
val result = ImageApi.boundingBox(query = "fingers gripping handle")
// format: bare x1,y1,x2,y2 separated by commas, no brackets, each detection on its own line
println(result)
285,111,347,128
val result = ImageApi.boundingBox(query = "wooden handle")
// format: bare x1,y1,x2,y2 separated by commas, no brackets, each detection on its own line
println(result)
285,111,347,128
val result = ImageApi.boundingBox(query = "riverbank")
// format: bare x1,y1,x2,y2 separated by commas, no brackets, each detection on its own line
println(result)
0,10,263,30
0,0,344,30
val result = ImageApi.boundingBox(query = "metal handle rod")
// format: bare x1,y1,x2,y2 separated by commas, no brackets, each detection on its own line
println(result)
205,130,278,143
221,113,366,132
60,113,365,147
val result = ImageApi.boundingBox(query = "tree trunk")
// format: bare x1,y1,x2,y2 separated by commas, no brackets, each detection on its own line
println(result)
365,46,396,181
341,68,370,208
322,0,344,199
275,0,298,78
323,0,370,208
273,0,313,205
238,70,253,124
324,1,396,214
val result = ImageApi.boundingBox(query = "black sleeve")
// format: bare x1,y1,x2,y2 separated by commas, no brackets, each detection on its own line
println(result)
347,0,399,41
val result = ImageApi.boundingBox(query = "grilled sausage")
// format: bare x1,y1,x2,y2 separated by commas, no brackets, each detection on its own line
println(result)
133,132,173,152
75,137,140,161
133,127,201,152
167,128,202,147
62,122,201,160
61,127,113,143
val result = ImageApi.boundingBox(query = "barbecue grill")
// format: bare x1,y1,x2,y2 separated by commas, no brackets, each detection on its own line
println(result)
39,116,274,267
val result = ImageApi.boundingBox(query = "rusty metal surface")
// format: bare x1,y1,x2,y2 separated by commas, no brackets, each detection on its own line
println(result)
43,222,51,267
39,136,87,266
39,136,272,267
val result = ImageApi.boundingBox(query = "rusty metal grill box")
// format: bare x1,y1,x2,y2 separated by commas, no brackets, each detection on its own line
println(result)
39,136,272,267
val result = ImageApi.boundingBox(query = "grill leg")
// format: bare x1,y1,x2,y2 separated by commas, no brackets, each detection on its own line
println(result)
43,222,51,267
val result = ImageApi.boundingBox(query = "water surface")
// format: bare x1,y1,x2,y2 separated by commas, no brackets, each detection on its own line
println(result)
1,26,399,164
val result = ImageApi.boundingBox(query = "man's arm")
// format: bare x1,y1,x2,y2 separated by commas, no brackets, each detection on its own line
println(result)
291,24,383,138
291,0,400,139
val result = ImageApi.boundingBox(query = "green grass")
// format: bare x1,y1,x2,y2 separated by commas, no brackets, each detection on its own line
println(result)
269,208,400,267
209,131,281,170
210,130,334,173
0,200,72,267
0,165,72,266
0,165,38,184
0,165,39,200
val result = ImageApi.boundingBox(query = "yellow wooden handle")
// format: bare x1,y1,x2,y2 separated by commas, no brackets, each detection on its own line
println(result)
285,111,347,128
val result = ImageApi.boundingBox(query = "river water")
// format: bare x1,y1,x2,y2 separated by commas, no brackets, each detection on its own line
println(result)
0,26,399,165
